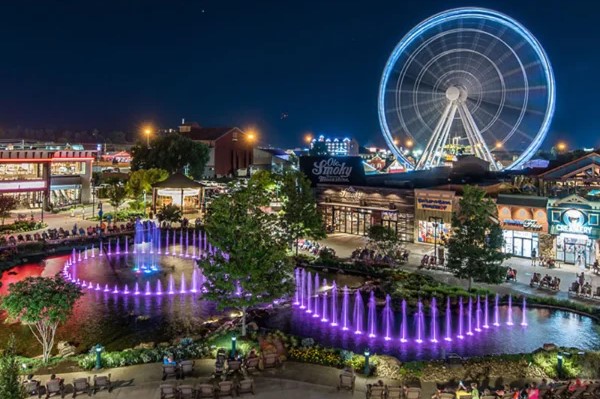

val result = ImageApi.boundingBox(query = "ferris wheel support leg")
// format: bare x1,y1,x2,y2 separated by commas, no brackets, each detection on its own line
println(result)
459,103,499,171
432,103,458,167
457,104,479,157
416,102,453,170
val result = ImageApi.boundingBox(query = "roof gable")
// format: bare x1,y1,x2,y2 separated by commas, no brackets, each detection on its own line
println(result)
540,152,600,179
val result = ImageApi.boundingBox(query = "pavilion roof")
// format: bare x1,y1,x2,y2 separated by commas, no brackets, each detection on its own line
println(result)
152,172,205,189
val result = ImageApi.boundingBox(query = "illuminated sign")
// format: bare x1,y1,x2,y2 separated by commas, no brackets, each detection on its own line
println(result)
416,197,452,211
300,156,366,186
503,218,543,231
556,209,593,234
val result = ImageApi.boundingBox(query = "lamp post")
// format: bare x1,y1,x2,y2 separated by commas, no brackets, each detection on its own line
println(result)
94,344,104,370
363,348,371,376
557,352,563,378
429,216,444,264
143,190,147,218
231,336,237,358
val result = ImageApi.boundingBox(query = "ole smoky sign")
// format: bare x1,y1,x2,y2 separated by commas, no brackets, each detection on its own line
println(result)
300,156,366,186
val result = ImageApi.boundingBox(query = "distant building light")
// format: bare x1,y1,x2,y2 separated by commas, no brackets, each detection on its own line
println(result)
583,147,594,152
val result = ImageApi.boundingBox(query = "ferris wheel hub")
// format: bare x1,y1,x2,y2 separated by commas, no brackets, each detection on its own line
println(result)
445,86,467,102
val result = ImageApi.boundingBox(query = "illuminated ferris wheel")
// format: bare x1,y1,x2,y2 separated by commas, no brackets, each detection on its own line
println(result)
378,8,556,171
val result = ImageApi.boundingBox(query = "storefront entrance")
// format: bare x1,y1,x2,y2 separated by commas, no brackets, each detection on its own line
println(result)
322,204,413,240
556,233,593,266
503,231,539,258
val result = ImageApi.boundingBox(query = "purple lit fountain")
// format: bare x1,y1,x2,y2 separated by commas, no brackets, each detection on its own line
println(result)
367,291,377,338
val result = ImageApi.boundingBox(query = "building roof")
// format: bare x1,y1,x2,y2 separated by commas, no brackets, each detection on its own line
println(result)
152,172,205,189
180,125,242,141
539,152,600,179
497,194,548,208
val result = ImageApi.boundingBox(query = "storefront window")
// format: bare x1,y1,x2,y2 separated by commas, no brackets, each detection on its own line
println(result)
3,191,44,208
0,163,43,180
51,162,86,176
417,220,450,244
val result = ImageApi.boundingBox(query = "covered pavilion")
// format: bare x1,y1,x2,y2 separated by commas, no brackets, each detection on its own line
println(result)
151,172,205,214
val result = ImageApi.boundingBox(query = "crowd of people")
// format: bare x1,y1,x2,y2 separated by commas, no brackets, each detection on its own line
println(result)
419,254,444,269
351,246,409,265
299,240,336,257
432,378,597,399
529,273,561,291
569,272,599,297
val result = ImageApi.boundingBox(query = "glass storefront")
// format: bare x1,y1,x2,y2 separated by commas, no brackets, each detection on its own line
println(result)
556,233,594,266
322,205,414,240
323,205,372,236
417,220,450,244
502,230,539,258
382,211,414,242
4,191,44,208
50,186,81,207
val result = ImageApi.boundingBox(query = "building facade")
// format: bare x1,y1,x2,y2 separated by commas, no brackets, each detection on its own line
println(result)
310,135,359,156
414,189,456,247
315,184,414,242
548,194,600,266
179,123,253,178
497,194,549,259
0,149,95,209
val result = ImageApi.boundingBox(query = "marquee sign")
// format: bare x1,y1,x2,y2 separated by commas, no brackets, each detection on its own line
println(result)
300,156,366,186
556,209,593,234
502,218,543,231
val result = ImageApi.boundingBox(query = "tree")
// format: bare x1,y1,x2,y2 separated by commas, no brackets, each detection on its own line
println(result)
367,224,399,259
446,185,509,290
0,195,18,225
0,335,25,399
157,204,182,225
0,275,83,363
126,168,168,201
279,169,325,254
199,175,292,336
130,134,210,179
107,182,127,216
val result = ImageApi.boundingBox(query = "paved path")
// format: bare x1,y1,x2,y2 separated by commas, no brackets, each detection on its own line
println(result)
32,360,407,398
320,234,600,306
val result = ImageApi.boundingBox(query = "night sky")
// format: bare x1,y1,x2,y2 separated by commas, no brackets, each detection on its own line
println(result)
0,0,598,149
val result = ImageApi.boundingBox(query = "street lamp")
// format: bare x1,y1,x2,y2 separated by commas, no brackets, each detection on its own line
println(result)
557,142,567,152
406,139,414,148
144,127,152,147
304,134,312,144
94,344,104,370
363,348,371,375
429,216,444,265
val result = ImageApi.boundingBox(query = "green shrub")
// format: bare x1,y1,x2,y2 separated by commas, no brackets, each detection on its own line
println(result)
0,221,46,234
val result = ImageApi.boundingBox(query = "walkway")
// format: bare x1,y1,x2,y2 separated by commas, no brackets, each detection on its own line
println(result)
321,234,600,306
32,360,408,398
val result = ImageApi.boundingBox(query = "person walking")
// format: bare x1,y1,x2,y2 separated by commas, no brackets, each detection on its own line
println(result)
531,248,537,266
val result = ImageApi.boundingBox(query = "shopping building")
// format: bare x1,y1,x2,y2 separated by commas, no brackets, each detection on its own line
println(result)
496,194,549,259
0,149,95,209
547,194,600,266
316,184,414,242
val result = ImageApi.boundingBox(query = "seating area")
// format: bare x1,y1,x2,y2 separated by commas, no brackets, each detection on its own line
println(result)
159,379,254,398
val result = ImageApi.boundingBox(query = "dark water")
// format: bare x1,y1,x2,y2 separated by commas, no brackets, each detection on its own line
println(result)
261,304,600,361
2,254,600,360
0,254,219,356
